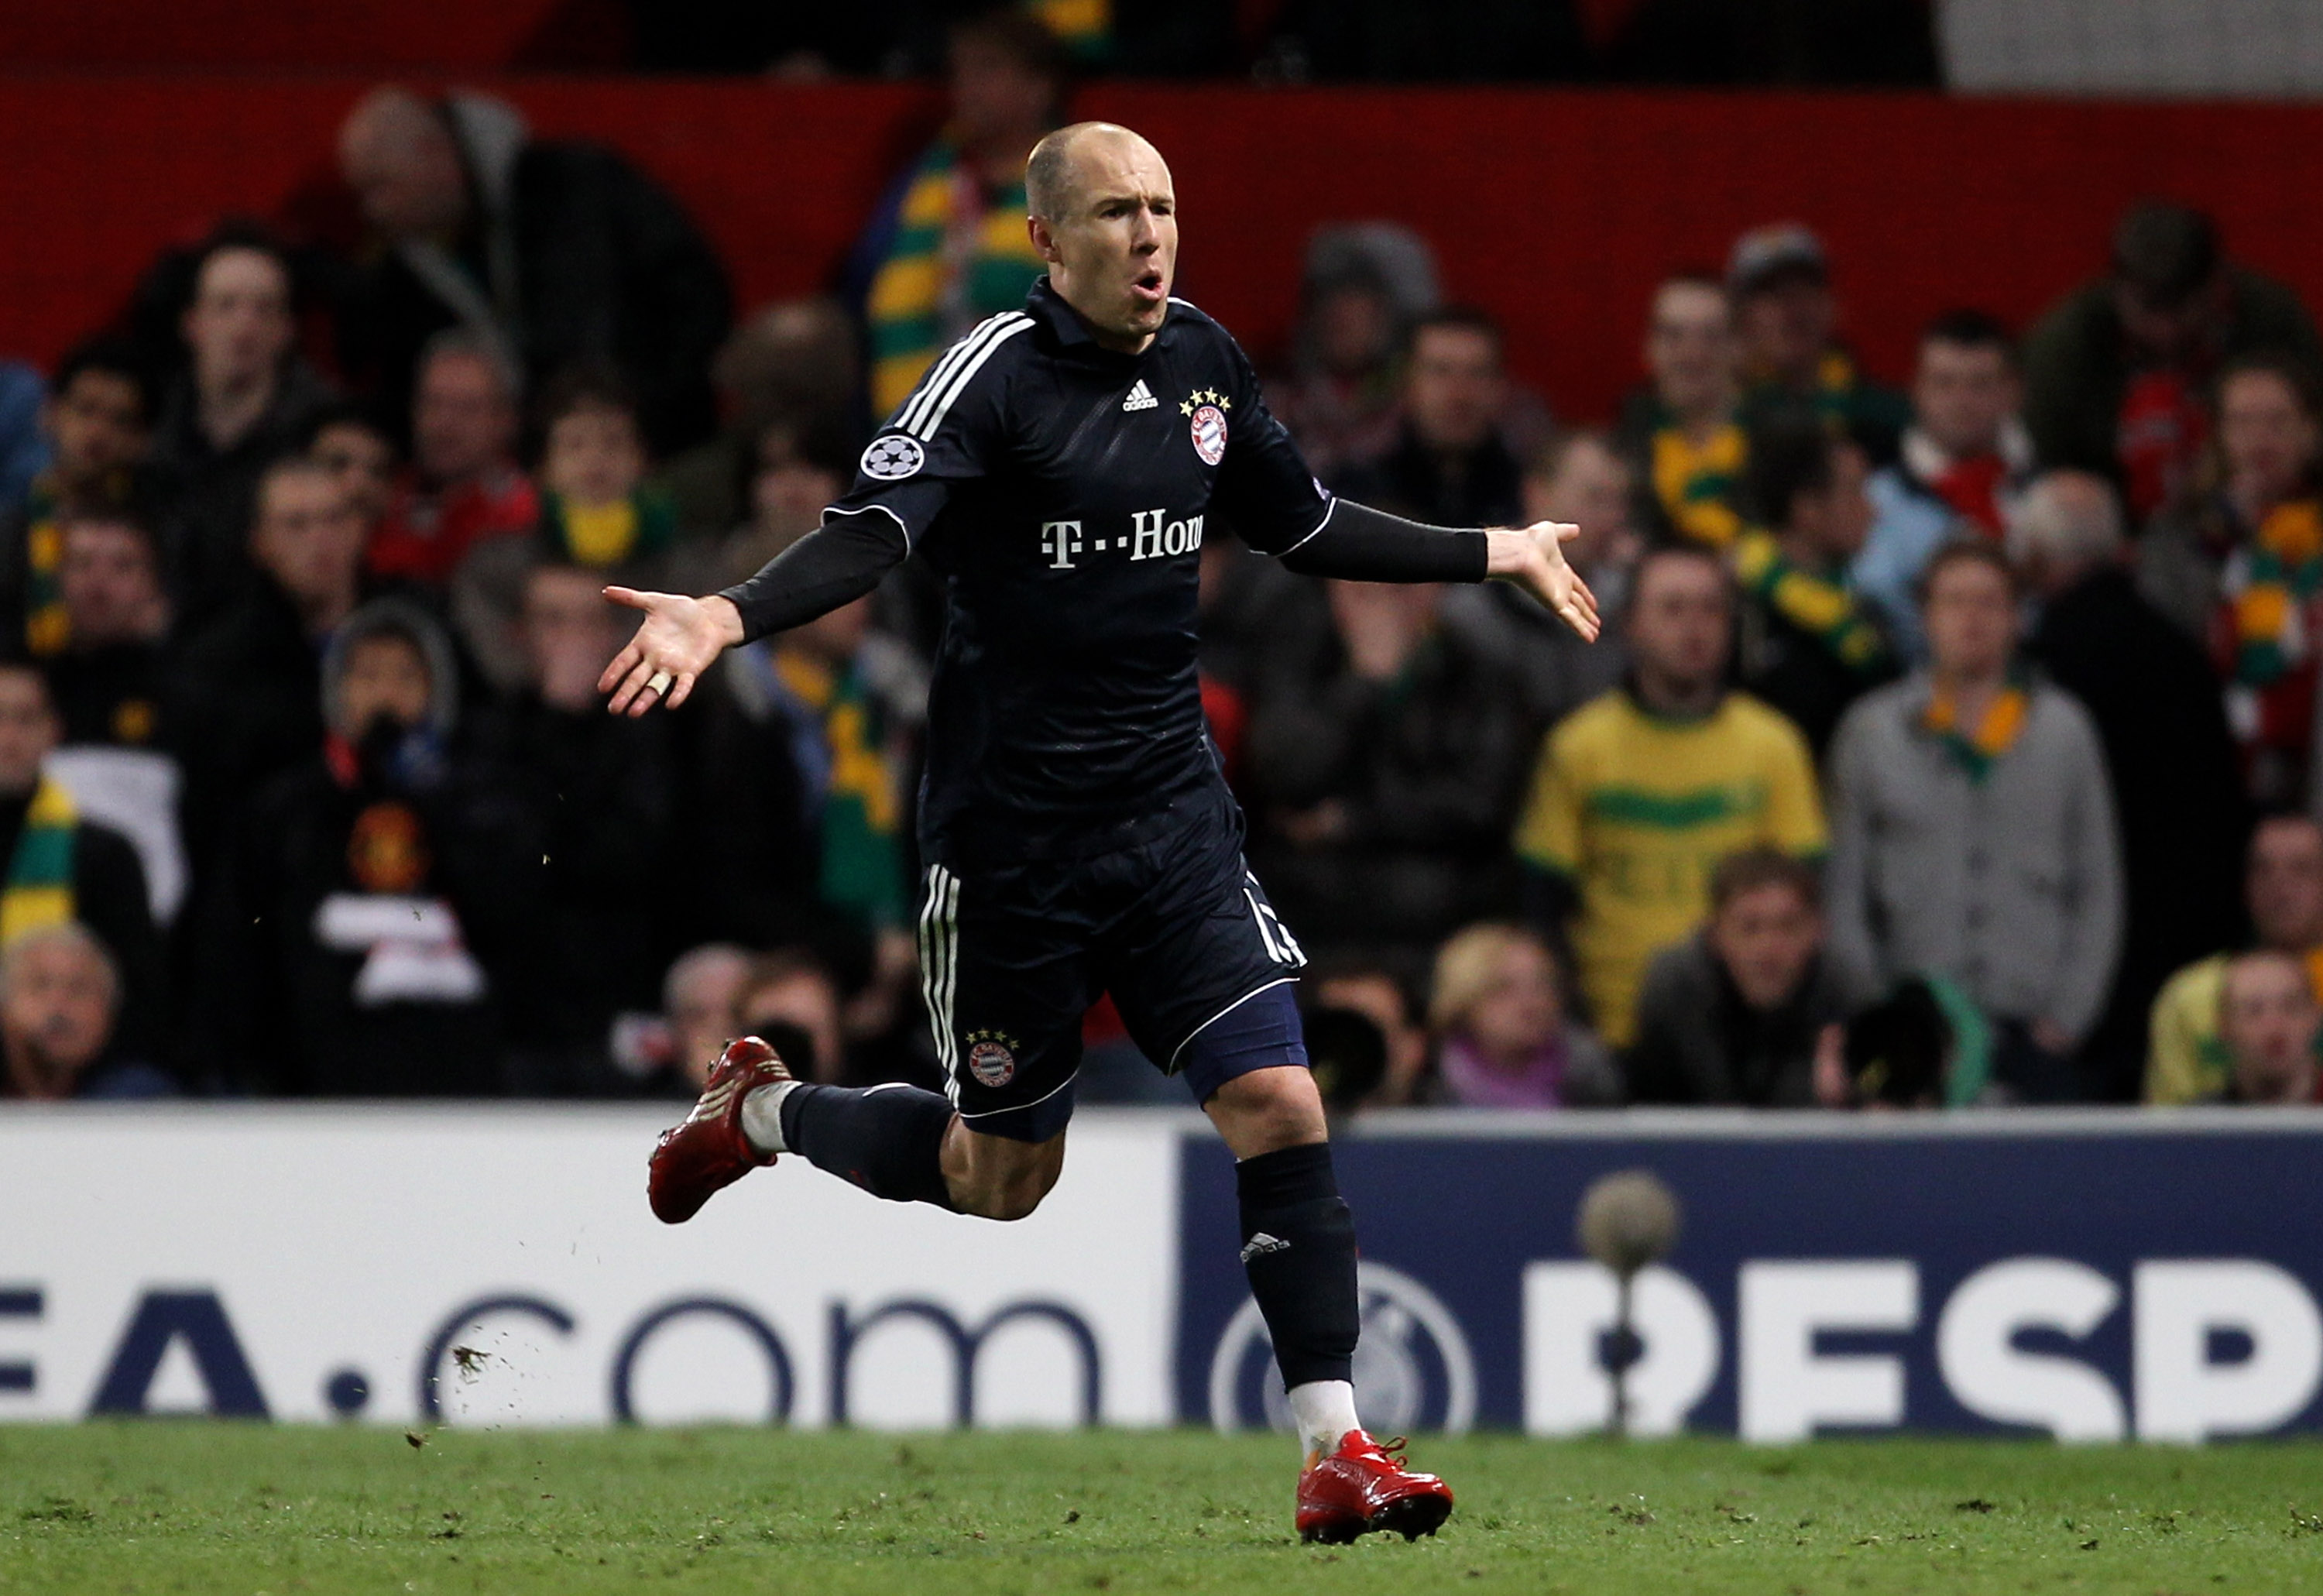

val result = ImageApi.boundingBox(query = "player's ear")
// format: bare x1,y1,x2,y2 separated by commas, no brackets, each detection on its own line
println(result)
1028,213,1062,267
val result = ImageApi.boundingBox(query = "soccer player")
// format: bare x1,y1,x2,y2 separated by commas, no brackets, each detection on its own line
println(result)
604,122,1597,1543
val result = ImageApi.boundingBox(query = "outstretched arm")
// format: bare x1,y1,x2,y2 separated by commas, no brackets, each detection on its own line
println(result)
1281,499,1601,642
597,512,910,715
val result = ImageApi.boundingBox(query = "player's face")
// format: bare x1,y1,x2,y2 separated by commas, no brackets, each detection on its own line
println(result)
1037,134,1177,353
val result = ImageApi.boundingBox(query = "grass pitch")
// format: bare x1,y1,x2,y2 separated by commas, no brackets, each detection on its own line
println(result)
3,1425,2319,1595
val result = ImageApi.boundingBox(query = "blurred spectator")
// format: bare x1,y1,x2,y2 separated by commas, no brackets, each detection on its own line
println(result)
2209,949,2321,1104
0,922,172,1101
1269,225,1440,482
722,415,856,584
0,361,46,513
1853,311,2035,661
1247,578,1534,967
2146,814,2323,1105
2017,471,2246,1097
1500,429,1639,723
1306,959,1432,1107
456,366,673,694
0,662,163,1058
149,231,334,623
1515,544,1826,1047
2024,202,2322,521
1818,976,1962,1110
0,337,155,661
210,599,532,1095
684,588,924,1009
1734,414,1896,755
370,331,538,590
534,365,677,572
2142,355,2323,805
1427,922,1617,1108
1728,224,1910,464
479,561,675,1093
177,458,370,870
1618,273,1747,548
856,11,1063,417
41,512,187,925
658,298,863,541
2139,353,2321,651
660,942,751,1090
1826,541,2122,1101
304,403,398,537
1335,308,1524,529
735,947,847,1086
1628,846,1850,1107
336,88,732,455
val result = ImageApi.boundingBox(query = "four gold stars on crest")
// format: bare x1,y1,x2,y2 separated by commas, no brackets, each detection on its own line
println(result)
1179,388,1233,416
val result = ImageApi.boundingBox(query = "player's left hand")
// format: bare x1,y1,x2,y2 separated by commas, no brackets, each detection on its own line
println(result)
1484,520,1601,641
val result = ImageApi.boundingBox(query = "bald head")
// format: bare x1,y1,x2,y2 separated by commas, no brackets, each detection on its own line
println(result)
339,88,468,239
1026,122,1156,223
2009,470,2122,593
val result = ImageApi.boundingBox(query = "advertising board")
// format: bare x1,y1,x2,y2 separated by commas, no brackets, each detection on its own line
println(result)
0,1105,1178,1429
1182,1110,2323,1442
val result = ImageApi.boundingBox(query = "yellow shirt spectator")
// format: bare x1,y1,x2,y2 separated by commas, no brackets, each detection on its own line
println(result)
1515,688,1827,1046
2145,947,2323,1103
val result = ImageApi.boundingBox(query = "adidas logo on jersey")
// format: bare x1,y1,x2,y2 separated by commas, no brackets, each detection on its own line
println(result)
1240,1232,1292,1264
1122,379,1159,412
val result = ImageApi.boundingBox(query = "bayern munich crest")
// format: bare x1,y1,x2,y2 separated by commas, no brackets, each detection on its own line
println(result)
861,434,925,480
965,1030,1019,1088
1181,387,1231,465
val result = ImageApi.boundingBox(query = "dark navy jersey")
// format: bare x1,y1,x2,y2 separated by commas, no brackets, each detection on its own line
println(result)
830,277,1336,849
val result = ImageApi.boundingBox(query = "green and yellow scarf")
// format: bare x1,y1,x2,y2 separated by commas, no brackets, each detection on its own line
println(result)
1,777,77,946
20,481,68,658
1733,529,1890,675
1650,418,1748,548
540,486,678,570
2227,499,2323,686
1921,675,2030,784
772,648,907,933
866,139,1048,418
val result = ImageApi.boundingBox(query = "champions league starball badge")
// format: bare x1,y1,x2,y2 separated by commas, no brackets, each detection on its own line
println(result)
861,434,926,480
1180,387,1231,465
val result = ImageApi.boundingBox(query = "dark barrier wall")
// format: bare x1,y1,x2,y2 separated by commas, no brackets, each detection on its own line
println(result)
5,77,2323,420
1180,1114,2323,1440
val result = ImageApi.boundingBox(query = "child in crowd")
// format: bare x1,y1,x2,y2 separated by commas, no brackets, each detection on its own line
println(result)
534,366,678,572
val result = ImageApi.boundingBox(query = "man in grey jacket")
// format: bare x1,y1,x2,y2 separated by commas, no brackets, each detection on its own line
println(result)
1825,540,2122,1102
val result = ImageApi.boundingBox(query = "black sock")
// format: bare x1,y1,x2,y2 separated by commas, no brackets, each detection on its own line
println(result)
777,1083,958,1210
1236,1141,1359,1388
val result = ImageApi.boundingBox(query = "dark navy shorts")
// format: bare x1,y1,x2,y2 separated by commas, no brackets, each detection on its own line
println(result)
918,780,1308,1141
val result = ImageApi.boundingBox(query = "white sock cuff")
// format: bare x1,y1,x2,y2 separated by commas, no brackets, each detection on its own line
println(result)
739,1079,801,1155
1286,1378,1361,1460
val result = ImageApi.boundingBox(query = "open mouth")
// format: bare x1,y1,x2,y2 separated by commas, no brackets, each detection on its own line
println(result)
1131,268,1165,304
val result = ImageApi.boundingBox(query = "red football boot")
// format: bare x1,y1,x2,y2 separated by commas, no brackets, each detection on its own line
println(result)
1295,1430,1454,1544
647,1036,793,1224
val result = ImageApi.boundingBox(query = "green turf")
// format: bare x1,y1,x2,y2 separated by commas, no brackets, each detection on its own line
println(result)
2,1425,2320,1594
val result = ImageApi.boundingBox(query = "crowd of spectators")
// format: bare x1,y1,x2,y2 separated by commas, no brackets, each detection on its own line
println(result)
0,16,2316,1115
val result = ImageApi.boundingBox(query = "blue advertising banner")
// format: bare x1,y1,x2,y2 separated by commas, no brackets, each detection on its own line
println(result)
1179,1110,2323,1442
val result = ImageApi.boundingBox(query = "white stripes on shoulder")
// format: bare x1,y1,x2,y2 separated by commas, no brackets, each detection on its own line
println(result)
896,313,1033,441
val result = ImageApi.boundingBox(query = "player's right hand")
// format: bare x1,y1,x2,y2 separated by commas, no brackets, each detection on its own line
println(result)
598,588,746,716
